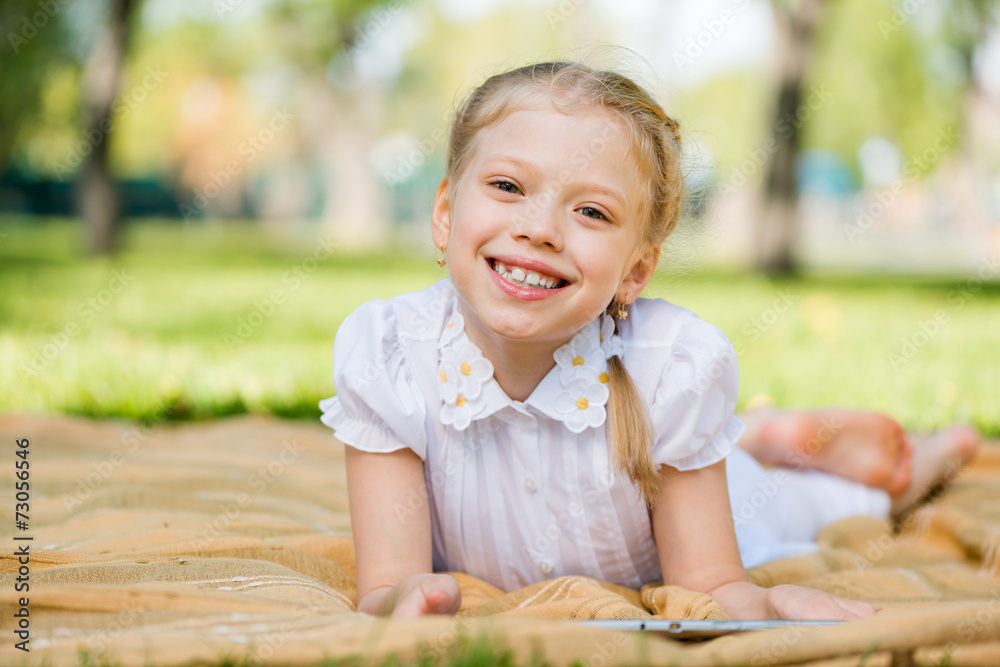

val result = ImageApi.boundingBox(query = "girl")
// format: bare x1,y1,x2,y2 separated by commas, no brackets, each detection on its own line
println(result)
320,61,979,620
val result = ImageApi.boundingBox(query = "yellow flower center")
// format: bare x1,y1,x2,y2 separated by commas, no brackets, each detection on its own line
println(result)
600,332,604,342
456,395,467,407
447,321,454,329
439,370,447,383
460,362,471,376
572,356,584,366
576,398,589,410
599,372,609,384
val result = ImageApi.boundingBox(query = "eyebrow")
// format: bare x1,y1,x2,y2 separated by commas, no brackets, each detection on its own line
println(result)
481,153,629,207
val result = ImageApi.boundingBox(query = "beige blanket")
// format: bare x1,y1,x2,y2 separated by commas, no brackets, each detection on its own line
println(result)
2,414,999,666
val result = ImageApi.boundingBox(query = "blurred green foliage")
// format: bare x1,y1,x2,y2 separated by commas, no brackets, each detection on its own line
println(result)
2,217,997,435
3,0,995,185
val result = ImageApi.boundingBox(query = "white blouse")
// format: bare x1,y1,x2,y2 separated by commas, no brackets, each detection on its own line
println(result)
320,278,746,592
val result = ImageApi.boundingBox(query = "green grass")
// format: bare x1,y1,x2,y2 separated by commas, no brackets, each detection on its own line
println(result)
2,216,998,436
74,632,549,667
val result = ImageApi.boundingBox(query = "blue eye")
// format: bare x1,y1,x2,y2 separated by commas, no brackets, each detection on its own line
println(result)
578,206,606,220
490,180,520,194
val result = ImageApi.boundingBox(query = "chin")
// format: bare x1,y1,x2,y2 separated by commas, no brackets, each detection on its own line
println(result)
481,312,544,341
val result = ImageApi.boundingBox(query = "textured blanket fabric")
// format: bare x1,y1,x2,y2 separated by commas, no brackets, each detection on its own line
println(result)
1,414,999,666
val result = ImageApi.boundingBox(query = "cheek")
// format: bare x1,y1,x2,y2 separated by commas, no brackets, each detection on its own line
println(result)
583,236,627,273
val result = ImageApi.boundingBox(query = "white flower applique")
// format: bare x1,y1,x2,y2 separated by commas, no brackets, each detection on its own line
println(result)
554,366,610,433
599,313,624,360
552,321,611,433
438,339,494,431
553,320,603,384
437,300,618,433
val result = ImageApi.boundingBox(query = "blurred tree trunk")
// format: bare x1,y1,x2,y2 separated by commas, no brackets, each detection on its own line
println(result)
266,1,390,250
308,65,386,249
756,0,825,275
79,0,135,255
947,0,994,240
297,69,386,249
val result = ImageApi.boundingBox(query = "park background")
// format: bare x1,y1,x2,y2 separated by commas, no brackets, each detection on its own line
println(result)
1,0,999,436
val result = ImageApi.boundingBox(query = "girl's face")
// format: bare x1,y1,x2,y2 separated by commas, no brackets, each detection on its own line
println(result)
432,105,659,350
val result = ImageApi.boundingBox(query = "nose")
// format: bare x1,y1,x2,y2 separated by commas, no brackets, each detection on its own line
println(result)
511,193,564,251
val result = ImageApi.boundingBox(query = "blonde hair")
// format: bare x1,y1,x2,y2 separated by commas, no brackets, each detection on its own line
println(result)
445,61,685,505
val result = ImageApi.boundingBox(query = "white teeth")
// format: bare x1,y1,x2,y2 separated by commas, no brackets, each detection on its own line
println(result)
491,260,561,290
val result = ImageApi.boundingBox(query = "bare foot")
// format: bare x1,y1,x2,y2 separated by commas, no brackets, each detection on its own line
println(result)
388,573,462,619
738,407,912,494
889,425,982,518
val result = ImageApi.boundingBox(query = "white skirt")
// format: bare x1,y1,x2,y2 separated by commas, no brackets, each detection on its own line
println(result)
726,447,891,568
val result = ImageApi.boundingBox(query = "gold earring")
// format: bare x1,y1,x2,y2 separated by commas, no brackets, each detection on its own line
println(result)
436,244,446,267
617,300,628,320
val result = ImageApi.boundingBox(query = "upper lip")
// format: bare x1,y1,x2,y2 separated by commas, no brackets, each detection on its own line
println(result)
489,255,571,283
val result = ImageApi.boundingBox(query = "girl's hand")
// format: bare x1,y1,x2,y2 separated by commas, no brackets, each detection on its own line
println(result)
359,573,462,618
764,583,876,621
711,581,876,621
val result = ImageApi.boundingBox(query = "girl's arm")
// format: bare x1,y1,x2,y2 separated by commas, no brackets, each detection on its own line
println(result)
650,459,876,620
345,443,461,617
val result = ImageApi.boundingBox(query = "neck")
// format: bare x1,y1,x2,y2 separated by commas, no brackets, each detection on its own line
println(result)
458,300,566,403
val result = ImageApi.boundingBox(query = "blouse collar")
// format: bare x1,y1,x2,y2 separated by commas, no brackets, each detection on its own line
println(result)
436,293,623,432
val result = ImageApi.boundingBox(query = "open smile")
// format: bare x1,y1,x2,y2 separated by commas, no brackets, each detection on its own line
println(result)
485,257,569,301
489,259,565,289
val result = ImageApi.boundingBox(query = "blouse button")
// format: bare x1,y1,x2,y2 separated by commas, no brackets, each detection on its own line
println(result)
523,476,537,492
537,561,552,575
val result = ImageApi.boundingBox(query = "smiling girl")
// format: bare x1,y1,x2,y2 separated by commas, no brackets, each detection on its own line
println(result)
320,61,978,620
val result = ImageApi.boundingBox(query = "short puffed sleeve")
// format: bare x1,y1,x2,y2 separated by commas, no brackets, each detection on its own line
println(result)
318,300,428,459
648,316,746,471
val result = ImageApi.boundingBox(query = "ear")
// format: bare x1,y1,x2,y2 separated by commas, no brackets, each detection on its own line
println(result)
619,243,660,304
431,176,452,250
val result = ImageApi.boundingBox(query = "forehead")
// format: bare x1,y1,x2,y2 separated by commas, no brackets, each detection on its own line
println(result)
472,105,636,172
